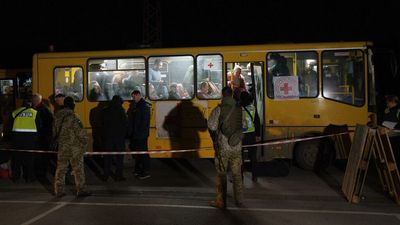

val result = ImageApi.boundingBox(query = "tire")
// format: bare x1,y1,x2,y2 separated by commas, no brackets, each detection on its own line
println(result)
294,139,320,170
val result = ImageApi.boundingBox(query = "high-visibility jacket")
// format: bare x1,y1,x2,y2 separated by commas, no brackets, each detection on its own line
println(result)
242,104,256,133
12,107,38,133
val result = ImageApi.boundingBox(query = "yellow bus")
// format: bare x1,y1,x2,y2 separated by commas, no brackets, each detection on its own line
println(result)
32,41,376,170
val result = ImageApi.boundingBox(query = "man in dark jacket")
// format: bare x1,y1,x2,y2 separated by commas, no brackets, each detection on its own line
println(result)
101,95,127,181
32,93,54,178
383,95,400,164
127,90,151,179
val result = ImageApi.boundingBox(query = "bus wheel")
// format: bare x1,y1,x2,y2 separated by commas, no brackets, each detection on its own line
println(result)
294,140,320,170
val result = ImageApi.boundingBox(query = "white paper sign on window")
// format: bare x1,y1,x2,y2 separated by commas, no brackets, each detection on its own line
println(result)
273,76,299,100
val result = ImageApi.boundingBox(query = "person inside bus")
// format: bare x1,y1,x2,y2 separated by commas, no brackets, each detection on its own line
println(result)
208,81,222,98
168,83,181,99
150,59,162,82
89,81,106,101
122,70,144,95
267,53,290,97
323,67,339,94
198,81,210,99
244,63,254,92
111,72,130,99
148,83,160,100
228,65,246,100
70,70,83,101
182,65,194,97
268,53,289,77
177,83,190,99
149,59,168,98
299,62,318,97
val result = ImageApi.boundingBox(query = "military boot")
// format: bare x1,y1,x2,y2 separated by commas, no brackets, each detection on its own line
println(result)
210,174,227,209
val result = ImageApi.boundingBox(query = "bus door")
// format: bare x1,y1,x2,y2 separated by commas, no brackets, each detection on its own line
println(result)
225,61,265,137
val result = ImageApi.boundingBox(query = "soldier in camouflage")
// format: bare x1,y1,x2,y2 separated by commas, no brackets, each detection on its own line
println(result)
53,96,91,198
208,87,244,208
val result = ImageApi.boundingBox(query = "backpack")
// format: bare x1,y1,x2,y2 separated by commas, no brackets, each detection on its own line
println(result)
219,105,243,146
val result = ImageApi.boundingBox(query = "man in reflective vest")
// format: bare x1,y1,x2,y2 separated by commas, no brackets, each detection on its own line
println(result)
240,91,261,182
10,100,42,182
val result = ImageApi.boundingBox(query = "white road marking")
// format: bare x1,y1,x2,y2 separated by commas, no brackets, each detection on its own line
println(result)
20,202,67,225
1,199,399,221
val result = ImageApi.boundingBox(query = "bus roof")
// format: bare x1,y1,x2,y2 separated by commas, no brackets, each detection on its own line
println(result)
34,41,372,59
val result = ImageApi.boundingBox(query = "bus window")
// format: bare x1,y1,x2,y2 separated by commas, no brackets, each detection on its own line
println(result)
16,72,32,100
0,79,14,96
88,58,146,101
0,79,15,113
54,67,83,102
148,56,194,100
322,50,365,106
196,55,222,99
267,51,318,98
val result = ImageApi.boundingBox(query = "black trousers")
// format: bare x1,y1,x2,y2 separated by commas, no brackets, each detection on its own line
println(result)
12,152,35,180
242,132,257,178
130,138,150,174
12,133,38,181
389,136,400,168
103,139,125,178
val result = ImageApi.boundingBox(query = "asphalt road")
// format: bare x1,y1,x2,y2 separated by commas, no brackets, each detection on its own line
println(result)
0,157,399,225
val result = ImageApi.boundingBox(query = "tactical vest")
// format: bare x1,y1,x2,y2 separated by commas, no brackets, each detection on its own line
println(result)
242,104,256,133
12,107,38,132
219,97,242,137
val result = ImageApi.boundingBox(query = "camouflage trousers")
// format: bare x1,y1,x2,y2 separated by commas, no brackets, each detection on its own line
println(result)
54,152,86,194
214,142,243,205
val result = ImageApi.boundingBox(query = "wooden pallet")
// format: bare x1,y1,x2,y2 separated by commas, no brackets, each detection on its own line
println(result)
373,127,400,204
350,128,376,203
342,125,375,203
342,125,369,202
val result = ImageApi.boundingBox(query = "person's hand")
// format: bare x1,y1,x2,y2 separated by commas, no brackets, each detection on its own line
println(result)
384,107,390,114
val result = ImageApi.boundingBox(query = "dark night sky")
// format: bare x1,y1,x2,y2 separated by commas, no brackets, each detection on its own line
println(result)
0,0,399,72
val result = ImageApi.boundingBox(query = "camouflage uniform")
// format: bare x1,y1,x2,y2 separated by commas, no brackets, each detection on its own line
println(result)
53,108,88,195
208,97,243,207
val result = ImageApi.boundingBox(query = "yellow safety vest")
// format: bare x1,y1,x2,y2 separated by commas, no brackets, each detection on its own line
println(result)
243,104,256,133
12,107,38,133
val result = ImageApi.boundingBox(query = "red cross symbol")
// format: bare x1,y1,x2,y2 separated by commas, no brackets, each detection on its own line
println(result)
280,83,292,95
208,62,214,68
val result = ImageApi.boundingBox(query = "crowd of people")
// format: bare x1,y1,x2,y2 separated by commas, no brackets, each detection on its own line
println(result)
1,78,398,207
86,59,222,101
1,90,151,198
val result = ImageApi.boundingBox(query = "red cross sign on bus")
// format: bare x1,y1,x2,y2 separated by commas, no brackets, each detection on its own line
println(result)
273,76,299,100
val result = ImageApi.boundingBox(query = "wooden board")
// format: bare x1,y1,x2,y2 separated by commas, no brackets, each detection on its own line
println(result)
374,127,400,204
350,129,376,203
342,124,370,203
